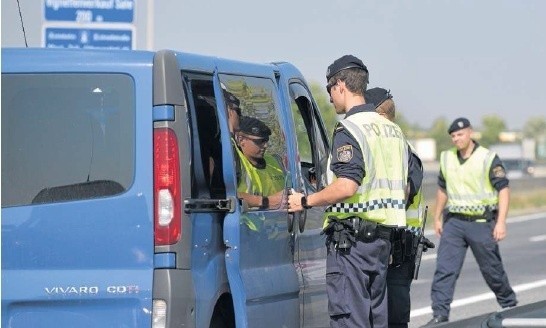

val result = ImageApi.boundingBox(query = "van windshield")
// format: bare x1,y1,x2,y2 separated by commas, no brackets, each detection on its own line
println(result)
1,73,135,207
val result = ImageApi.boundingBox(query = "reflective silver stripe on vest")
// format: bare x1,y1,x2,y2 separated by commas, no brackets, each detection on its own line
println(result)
325,198,405,213
406,208,420,218
340,119,409,194
358,178,406,193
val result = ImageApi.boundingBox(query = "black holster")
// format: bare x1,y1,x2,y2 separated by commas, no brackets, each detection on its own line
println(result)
390,229,418,267
321,216,355,251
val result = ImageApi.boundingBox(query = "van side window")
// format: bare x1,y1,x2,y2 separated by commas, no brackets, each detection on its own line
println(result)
289,82,329,230
289,82,329,192
219,75,287,210
1,74,135,207
182,74,225,199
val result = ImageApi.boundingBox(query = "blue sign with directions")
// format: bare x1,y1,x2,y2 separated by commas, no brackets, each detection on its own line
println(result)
45,27,133,50
44,0,134,23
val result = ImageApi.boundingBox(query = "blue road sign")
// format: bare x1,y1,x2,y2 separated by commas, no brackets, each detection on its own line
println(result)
44,27,133,50
44,0,134,23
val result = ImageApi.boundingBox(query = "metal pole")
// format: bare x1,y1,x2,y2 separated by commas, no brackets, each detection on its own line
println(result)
146,0,154,50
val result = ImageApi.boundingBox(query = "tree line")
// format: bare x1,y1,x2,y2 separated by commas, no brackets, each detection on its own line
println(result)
309,83,546,156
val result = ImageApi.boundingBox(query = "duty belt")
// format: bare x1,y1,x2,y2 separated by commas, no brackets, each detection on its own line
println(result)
351,218,393,241
450,213,492,222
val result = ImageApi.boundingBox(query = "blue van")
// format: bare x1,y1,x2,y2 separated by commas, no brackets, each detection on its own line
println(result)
1,48,331,327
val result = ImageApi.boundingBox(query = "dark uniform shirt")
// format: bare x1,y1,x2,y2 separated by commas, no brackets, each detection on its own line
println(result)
437,141,509,192
330,103,420,202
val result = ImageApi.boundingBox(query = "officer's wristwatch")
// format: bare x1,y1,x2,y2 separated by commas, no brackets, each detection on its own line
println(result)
301,196,312,209
261,196,269,209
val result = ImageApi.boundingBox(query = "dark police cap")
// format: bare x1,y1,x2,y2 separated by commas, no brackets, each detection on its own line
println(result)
448,117,472,134
223,90,240,107
239,116,271,138
326,55,368,80
365,87,392,108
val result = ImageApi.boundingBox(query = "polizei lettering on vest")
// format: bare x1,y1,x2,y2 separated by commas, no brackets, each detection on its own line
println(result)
361,123,403,139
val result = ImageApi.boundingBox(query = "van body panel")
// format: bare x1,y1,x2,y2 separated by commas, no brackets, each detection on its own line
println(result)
2,48,331,328
2,48,155,327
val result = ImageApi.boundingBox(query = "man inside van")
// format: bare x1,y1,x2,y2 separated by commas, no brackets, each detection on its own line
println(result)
235,116,285,210
224,89,241,135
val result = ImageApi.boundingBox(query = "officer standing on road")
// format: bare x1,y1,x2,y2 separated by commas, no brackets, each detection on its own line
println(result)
366,87,435,328
424,118,518,326
288,55,416,328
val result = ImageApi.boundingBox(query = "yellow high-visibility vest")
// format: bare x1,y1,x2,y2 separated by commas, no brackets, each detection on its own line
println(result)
235,147,285,197
324,111,409,227
440,146,498,215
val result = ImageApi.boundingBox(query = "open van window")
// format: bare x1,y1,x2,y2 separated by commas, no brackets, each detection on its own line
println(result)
219,74,288,210
1,73,135,207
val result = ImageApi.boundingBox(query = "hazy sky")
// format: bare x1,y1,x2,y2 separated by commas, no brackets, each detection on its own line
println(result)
3,0,546,130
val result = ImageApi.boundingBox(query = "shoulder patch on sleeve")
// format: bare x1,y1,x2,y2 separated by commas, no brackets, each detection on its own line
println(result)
493,165,506,178
337,145,353,162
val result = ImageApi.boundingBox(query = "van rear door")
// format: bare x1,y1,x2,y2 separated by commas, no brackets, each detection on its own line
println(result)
1,49,155,328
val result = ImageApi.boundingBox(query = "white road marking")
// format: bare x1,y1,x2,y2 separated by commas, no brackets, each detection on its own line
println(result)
422,253,437,261
410,279,546,318
530,235,546,242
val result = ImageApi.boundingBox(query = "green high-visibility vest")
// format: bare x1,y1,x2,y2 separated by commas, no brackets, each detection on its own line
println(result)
440,146,498,215
406,188,424,228
235,146,285,231
235,146,285,197
324,111,409,227
406,144,424,228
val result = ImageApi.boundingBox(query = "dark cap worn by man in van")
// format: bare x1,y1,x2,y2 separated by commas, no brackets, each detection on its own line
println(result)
326,55,369,80
224,90,240,107
448,117,471,134
238,116,271,139
365,87,392,108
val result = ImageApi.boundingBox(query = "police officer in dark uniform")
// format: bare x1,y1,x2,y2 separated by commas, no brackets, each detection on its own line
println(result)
366,87,436,328
424,118,518,326
289,55,420,328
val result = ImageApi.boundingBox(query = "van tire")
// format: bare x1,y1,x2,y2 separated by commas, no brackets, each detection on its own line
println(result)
210,294,235,328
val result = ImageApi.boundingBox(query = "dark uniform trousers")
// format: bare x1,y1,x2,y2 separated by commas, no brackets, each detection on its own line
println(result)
327,236,391,328
386,260,413,328
431,216,518,318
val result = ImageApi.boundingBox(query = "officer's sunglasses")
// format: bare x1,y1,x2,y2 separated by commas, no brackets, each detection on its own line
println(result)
326,81,338,95
230,105,242,117
245,136,269,146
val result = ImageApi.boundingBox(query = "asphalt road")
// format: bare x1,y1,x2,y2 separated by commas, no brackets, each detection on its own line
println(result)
408,211,546,327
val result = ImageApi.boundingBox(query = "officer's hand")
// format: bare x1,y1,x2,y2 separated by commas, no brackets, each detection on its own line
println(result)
433,218,443,238
493,221,507,241
288,190,304,213
422,237,435,252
